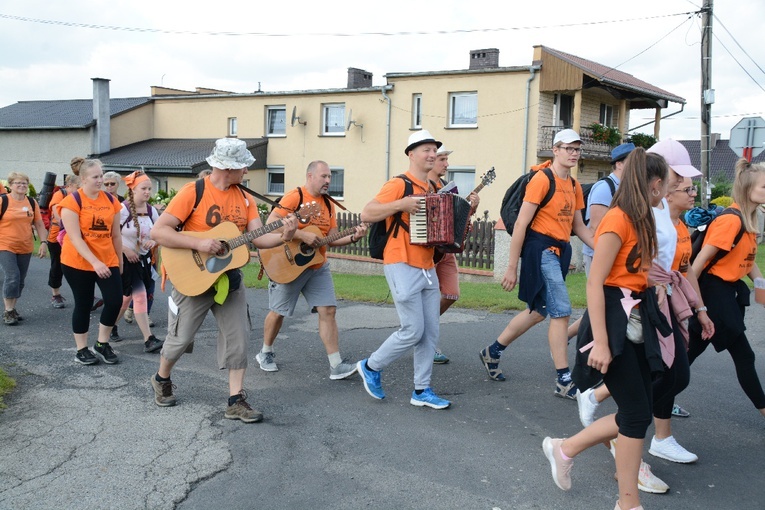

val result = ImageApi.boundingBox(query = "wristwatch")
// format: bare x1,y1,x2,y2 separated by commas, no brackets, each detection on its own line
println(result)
695,306,708,313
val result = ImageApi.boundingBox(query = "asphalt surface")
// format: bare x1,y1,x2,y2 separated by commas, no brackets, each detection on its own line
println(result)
1,257,764,510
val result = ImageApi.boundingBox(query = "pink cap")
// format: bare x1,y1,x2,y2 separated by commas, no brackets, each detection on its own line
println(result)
647,139,701,177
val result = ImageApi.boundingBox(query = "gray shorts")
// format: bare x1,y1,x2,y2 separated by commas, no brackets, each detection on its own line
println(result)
268,262,337,317
162,282,251,370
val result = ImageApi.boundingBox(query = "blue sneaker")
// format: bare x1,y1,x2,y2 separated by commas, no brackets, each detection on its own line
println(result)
433,349,450,364
410,388,451,409
357,359,384,400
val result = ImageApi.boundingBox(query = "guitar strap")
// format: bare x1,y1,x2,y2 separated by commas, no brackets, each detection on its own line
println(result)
236,183,285,209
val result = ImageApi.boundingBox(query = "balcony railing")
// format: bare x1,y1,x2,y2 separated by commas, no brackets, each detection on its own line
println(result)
540,125,615,159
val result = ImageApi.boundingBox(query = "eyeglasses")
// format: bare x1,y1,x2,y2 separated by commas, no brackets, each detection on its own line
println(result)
11,181,29,186
558,146,582,155
671,186,697,196
103,182,118,187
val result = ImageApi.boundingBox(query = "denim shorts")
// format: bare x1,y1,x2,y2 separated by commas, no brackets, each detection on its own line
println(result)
534,249,572,319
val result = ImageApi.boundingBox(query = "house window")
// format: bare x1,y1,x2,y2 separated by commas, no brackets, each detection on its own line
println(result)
228,117,238,137
554,94,574,127
600,104,615,127
328,168,344,199
449,92,477,127
322,103,345,135
446,168,476,198
412,94,422,129
267,167,285,195
267,106,286,136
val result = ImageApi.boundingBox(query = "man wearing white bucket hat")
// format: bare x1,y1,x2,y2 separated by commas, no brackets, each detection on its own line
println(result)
356,130,452,409
149,138,298,423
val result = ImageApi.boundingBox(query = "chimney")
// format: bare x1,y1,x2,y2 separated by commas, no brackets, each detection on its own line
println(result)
469,48,499,70
347,68,373,89
711,132,720,146
92,77,111,156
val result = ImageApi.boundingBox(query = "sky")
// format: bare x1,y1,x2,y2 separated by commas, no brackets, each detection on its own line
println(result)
1,0,764,142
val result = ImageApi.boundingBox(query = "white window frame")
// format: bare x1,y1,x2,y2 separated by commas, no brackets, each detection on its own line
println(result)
322,103,345,136
448,92,477,128
266,106,286,137
328,168,344,199
412,94,422,129
267,166,285,195
554,94,574,127
600,104,615,127
228,117,238,137
446,167,476,198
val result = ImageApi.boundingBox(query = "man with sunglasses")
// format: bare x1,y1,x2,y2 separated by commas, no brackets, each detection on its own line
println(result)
480,129,594,400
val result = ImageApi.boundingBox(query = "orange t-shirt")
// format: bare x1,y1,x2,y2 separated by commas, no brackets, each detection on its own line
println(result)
672,220,692,275
596,207,649,293
525,169,584,243
375,172,434,269
59,191,122,270
0,195,41,253
47,189,67,243
272,187,337,269
702,204,758,282
165,177,258,234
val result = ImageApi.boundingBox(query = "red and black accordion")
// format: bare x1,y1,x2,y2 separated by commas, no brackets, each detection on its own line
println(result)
409,193,472,252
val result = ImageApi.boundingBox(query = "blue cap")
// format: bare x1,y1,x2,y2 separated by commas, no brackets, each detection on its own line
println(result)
610,142,636,164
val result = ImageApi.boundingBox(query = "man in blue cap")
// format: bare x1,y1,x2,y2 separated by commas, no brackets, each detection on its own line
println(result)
581,142,635,274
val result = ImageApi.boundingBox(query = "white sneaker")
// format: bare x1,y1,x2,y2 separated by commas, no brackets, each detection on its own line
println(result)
637,461,669,494
256,351,278,372
123,308,134,324
649,435,698,463
576,388,600,427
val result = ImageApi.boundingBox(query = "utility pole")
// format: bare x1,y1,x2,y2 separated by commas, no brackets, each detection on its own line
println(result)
700,0,714,208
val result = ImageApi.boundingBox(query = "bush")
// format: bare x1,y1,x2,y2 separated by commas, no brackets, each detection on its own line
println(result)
588,123,621,146
711,177,732,201
628,132,658,149
711,196,733,208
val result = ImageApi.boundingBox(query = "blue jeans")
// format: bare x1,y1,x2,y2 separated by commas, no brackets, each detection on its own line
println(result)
536,249,572,319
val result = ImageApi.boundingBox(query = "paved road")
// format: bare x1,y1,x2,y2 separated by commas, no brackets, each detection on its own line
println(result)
1,257,764,509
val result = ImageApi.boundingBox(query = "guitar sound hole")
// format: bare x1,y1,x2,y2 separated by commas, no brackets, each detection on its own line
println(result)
216,241,231,257
299,243,314,256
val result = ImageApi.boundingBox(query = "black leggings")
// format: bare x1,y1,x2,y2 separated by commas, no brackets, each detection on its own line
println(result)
653,318,691,420
47,241,64,290
688,332,765,410
62,264,122,334
604,341,654,439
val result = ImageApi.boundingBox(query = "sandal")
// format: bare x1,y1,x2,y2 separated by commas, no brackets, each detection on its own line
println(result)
479,347,505,381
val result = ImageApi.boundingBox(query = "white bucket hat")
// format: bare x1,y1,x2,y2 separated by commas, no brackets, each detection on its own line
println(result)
405,130,442,155
206,138,255,170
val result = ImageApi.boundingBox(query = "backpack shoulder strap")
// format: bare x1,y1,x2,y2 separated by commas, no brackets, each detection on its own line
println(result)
0,194,7,221
539,167,557,209
605,175,617,195
193,178,205,211
27,196,36,213
73,190,82,208
703,208,746,274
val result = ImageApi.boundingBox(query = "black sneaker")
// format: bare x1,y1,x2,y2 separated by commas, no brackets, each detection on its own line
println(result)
75,347,99,365
91,296,104,311
110,325,121,342
144,335,164,353
93,342,119,364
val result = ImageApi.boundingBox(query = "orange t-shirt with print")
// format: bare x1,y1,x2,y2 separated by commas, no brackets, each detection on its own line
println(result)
672,221,692,275
702,204,757,282
47,189,67,243
0,195,41,253
596,207,649,293
59,191,122,270
524,169,584,252
165,177,258,235
272,186,337,269
375,172,435,269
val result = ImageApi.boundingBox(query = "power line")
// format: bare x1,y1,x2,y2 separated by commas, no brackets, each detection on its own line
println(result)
713,14,765,78
0,11,699,38
713,34,765,93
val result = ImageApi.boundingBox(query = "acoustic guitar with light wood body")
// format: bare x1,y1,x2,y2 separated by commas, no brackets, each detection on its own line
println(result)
258,223,362,284
161,202,320,296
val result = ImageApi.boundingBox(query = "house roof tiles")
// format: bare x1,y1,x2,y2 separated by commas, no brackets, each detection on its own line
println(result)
0,97,151,129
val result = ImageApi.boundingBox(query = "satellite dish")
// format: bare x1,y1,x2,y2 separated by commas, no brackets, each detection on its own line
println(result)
291,106,306,127
346,109,363,131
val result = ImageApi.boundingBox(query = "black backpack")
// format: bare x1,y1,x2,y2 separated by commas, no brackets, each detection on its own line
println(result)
581,176,617,225
499,166,556,236
368,175,414,260
690,207,745,274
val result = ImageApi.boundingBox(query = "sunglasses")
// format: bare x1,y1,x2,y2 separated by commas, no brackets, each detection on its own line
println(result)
104,182,118,187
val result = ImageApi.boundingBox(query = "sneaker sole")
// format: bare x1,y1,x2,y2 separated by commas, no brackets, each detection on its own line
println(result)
542,437,569,491
357,361,384,400
433,359,449,364
94,351,119,365
74,356,99,365
648,448,697,464
410,398,450,409
144,344,163,353
329,366,357,380
224,412,263,423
